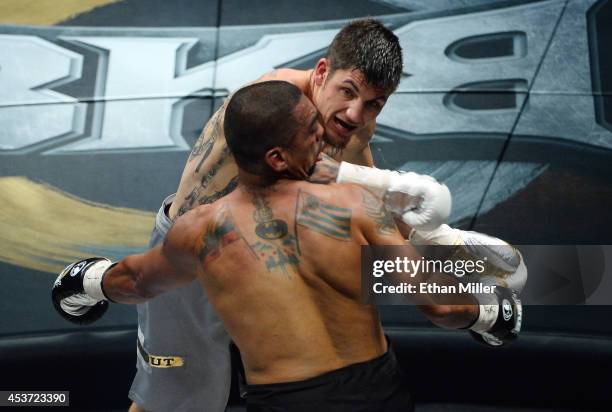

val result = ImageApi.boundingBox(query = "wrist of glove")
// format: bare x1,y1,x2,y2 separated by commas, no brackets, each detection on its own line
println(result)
336,162,451,231
468,286,522,347
409,224,527,293
51,257,115,325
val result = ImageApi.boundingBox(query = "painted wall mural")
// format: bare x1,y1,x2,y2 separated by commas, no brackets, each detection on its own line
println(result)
1,0,610,332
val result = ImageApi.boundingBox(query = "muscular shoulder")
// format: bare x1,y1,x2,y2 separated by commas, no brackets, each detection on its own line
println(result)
305,181,400,239
299,181,365,211
165,204,215,254
257,68,311,93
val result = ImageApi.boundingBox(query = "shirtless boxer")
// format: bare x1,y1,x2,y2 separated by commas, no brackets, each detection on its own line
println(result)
52,82,522,411
132,19,412,412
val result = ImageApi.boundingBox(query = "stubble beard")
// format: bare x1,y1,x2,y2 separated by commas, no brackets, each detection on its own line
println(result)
322,132,346,160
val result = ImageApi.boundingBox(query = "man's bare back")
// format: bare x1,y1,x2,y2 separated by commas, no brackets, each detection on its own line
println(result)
173,179,404,384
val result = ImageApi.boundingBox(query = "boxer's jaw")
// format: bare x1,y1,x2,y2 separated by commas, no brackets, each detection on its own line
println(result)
282,97,325,181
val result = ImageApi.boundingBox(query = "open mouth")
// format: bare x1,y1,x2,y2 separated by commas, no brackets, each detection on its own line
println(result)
333,116,357,135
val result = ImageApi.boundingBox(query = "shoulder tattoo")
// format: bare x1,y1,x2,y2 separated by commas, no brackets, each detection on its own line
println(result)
296,190,351,241
198,205,252,265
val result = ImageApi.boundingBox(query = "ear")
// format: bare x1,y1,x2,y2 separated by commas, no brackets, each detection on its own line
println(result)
313,58,330,86
264,147,288,172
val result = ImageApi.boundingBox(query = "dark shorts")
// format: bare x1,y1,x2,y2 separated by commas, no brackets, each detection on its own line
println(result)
244,342,413,412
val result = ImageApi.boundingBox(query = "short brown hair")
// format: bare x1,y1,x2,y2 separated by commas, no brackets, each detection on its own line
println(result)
326,19,403,93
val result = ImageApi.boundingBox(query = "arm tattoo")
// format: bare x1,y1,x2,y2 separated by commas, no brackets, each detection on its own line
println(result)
177,146,233,217
189,128,214,166
178,100,234,216
318,153,339,173
362,190,397,236
199,205,253,265
201,146,231,187
296,190,351,240
195,113,224,173
189,102,226,167
198,176,239,206
177,188,199,217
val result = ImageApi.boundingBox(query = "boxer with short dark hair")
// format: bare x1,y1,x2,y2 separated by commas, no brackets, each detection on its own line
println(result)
52,82,483,411
223,81,304,175
325,18,403,96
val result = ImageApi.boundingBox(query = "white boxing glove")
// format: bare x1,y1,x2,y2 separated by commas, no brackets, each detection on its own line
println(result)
336,162,451,231
409,224,527,293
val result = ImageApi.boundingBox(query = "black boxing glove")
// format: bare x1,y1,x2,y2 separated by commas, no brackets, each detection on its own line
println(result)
468,286,522,347
51,257,114,325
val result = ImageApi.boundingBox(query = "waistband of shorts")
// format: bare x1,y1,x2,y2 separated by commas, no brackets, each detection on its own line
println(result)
155,193,176,233
245,337,397,393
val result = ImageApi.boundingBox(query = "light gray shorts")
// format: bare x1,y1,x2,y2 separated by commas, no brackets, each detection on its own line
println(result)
128,194,232,412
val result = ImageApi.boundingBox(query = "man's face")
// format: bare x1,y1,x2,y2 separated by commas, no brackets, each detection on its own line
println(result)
282,96,325,180
313,60,390,149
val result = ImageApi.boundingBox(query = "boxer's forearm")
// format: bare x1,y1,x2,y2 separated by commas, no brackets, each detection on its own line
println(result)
309,132,374,184
419,304,478,330
308,153,340,183
337,162,451,231
102,246,196,304
415,271,479,329
52,215,202,324
373,224,478,328
410,225,528,293
102,254,157,304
